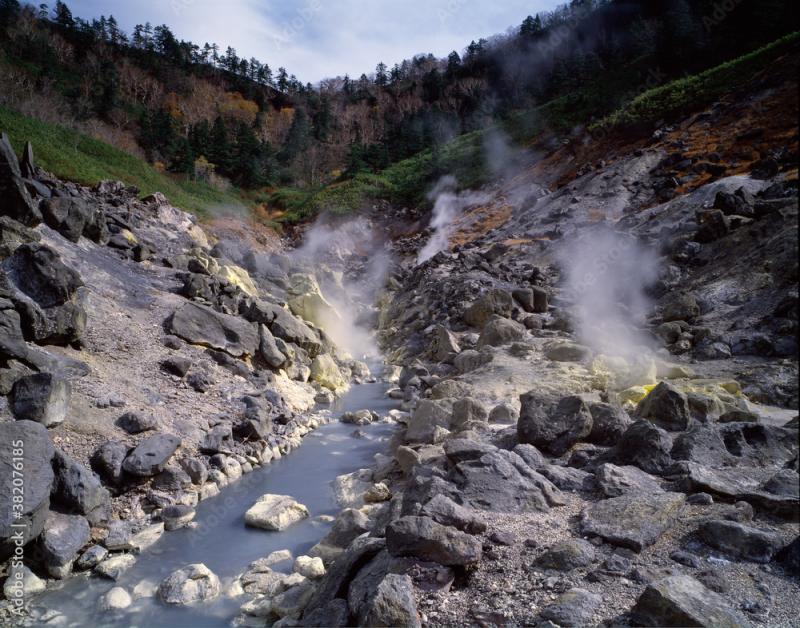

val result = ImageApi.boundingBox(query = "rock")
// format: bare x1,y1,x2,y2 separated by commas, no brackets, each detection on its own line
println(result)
535,539,596,571
430,325,461,361
385,516,482,566
269,307,322,357
636,382,692,431
489,402,518,424
90,441,129,486
158,563,221,605
420,494,487,534
477,316,526,348
443,438,497,464
540,588,602,627
200,424,233,454
518,394,593,456
596,463,664,497
99,586,132,611
259,324,287,368
450,397,488,431
333,469,373,508
161,504,196,531
580,492,686,552
463,289,513,328
40,512,90,578
271,580,315,618
169,301,258,357
151,465,193,492
611,420,674,475
587,402,631,446
245,494,310,531
161,356,192,377
539,464,594,491
513,443,547,468
302,599,350,627
122,433,181,477
661,293,700,322
631,574,749,627
180,458,209,485
405,399,451,444
1,420,54,560
776,536,800,573
309,353,346,391
364,483,392,503
40,197,90,243
341,409,375,425
116,411,158,434
51,449,110,525
75,544,108,570
316,508,372,550
294,555,325,579
695,210,730,243
453,349,493,374
545,341,591,362
9,372,71,427
95,554,137,580
363,574,421,628
3,563,46,602
699,520,784,563
0,134,42,226
670,550,702,568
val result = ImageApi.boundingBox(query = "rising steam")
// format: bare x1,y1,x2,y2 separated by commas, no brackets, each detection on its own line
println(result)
557,228,659,359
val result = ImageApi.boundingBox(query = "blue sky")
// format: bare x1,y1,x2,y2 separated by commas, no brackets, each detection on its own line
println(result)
64,0,559,82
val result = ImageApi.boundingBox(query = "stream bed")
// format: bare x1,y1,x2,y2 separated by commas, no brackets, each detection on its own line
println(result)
28,382,398,628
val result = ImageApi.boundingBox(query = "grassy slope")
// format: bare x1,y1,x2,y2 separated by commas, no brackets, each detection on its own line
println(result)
0,105,246,216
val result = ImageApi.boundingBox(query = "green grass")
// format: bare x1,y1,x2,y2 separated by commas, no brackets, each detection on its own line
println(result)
0,105,247,216
591,32,800,133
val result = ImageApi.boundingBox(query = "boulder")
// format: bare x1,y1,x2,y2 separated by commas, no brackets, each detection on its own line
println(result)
0,420,54,560
610,420,674,474
294,555,325,579
545,341,591,362
363,573,421,628
587,402,631,446
75,544,108,571
269,307,322,357
161,504,196,531
0,308,28,363
116,411,157,434
0,215,40,260
535,539,596,571
631,574,749,627
51,449,110,525
580,492,685,552
180,458,209,485
40,197,90,243
429,325,461,362
245,494,309,531
9,372,70,427
450,397,488,431
258,324,287,369
540,588,602,627
463,289,513,328
477,316,526,348
636,382,692,431
99,586,132,611
95,554,137,580
385,516,482,566
158,563,221,605
518,394,593,456
596,463,664,497
40,512,90,578
443,438,497,464
333,469,373,508
309,353,346,391
315,508,372,550
90,441,129,486
169,301,258,357
661,293,700,322
489,402,518,424
699,520,784,563
122,433,181,477
420,494,487,534
405,399,451,444
3,563,46,602
453,349,493,374
0,134,42,226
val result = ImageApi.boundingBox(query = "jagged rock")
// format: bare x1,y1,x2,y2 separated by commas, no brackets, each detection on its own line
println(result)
158,563,221,605
518,394,593,455
453,349,493,373
671,424,732,466
40,197,90,243
580,492,686,551
51,449,110,525
489,402,518,424
420,494,487,534
631,574,749,627
200,424,233,454
75,545,108,571
245,494,309,531
477,316,526,348
385,516,482,566
0,420,54,560
636,382,692,431
463,289,513,328
314,508,372,551
405,399,451,443
309,353,346,391
443,438,497,464
661,293,700,322
695,210,730,243
151,465,193,492
513,443,547,468
161,356,192,377
0,215,40,259
535,539,597,571
450,397,488,431
294,556,325,579
95,553,137,580
363,574,421,628
272,580,316,618
452,450,564,512
169,301,258,357
259,324,287,368
610,420,674,475
545,341,591,362
116,411,157,434
777,536,800,573
40,511,90,578
587,402,631,446
9,372,70,427
364,482,391,503
122,433,181,477
333,469,372,508
540,588,602,627
0,307,28,363
90,441,129,486
269,307,322,357
430,324,461,361
595,463,664,497
538,464,594,491
699,520,784,563
0,134,42,226
302,599,350,627
99,586,132,611
180,458,209,485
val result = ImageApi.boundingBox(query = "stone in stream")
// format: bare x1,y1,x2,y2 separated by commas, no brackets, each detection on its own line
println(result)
99,586,133,611
699,520,784,563
1,420,54,560
158,563,221,605
95,554,137,580
169,301,258,358
9,372,71,427
161,504,196,531
310,353,347,391
518,394,593,456
631,574,750,627
385,516,482,566
294,555,326,579
636,381,692,431
580,492,686,552
75,545,108,571
122,433,181,477
333,468,373,508
39,512,91,578
245,494,310,531
3,564,46,602
540,588,602,627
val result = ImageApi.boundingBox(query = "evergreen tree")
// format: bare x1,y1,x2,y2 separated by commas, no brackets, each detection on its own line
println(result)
375,62,388,86
279,108,310,163
208,116,231,171
53,0,73,28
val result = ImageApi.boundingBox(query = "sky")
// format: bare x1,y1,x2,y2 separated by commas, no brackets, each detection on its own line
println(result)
64,0,560,83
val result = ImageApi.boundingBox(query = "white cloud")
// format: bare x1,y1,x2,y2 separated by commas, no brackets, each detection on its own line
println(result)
67,0,558,82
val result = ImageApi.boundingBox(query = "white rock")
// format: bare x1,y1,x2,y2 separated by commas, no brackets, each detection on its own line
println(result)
158,563,220,605
99,587,132,611
132,579,158,600
3,564,46,601
95,554,137,580
333,469,373,508
293,556,325,579
244,494,309,531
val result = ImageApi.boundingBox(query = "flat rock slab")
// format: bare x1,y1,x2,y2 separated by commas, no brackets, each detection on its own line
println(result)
245,494,310,531
632,574,750,627
122,433,181,477
385,516,482,566
169,301,258,358
580,492,685,552
596,463,664,497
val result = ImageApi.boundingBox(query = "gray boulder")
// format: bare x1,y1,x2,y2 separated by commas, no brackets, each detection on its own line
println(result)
463,289,513,328
518,394,593,455
420,494,487,534
40,197,90,243
169,301,258,358
429,325,461,362
51,449,110,525
39,512,90,578
477,316,526,348
122,433,181,477
636,382,692,431
699,520,784,563
9,372,71,427
450,397,488,431
90,441,129,486
158,563,220,605
587,402,631,446
385,516,482,566
596,463,664,497
116,411,157,434
610,420,674,475
258,324,287,368
540,588,602,627
363,574,421,628
535,539,596,571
